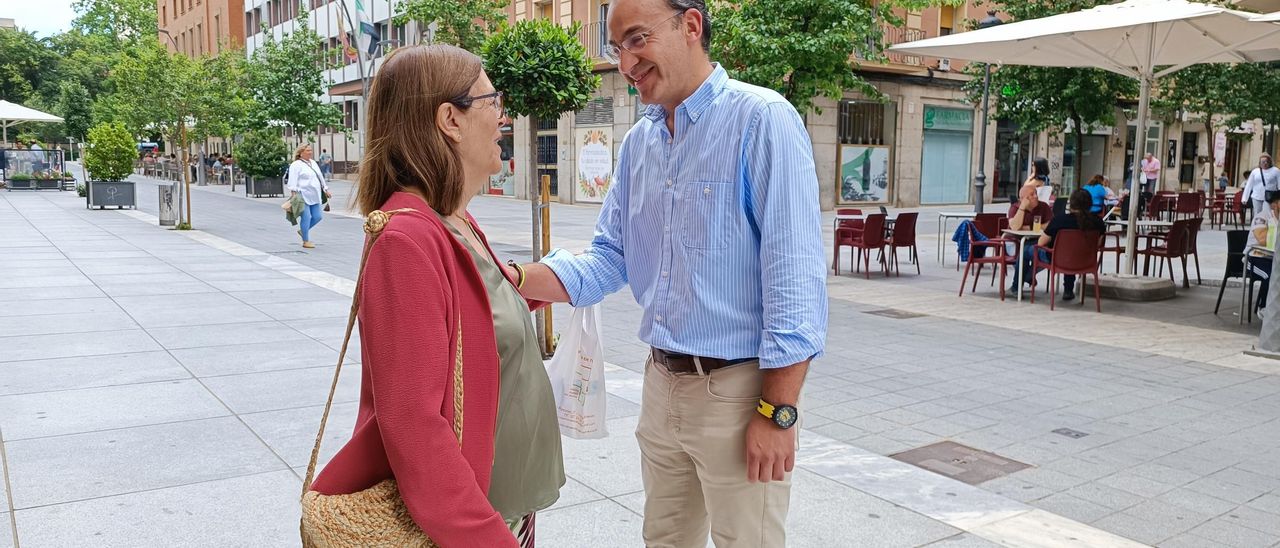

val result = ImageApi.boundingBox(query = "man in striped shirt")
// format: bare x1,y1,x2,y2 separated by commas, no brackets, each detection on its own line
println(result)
509,0,827,545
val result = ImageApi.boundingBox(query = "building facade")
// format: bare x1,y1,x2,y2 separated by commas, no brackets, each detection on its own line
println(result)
235,1,1278,208
158,0,246,56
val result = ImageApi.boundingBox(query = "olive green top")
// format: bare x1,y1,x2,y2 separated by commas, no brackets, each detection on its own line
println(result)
441,214,564,522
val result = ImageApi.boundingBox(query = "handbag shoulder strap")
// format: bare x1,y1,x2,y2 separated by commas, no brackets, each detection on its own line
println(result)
300,207,464,496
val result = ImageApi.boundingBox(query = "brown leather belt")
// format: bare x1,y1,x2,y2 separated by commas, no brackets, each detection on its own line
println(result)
651,347,756,374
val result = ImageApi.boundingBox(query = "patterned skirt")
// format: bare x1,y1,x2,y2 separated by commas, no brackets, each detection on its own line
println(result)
509,513,536,548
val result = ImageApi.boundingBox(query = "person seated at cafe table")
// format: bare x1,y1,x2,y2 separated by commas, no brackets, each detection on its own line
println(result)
1246,190,1280,312
1018,188,1107,302
1084,174,1110,215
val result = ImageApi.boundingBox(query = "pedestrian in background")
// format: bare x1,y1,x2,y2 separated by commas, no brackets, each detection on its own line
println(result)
286,144,330,249
509,0,828,545
1242,153,1280,219
307,44,562,547
1141,152,1160,193
319,148,333,177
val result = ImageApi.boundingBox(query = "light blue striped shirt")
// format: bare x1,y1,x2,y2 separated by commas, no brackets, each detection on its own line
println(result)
542,64,827,369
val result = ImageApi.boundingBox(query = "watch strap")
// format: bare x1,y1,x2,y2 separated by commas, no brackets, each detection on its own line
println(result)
756,399,776,420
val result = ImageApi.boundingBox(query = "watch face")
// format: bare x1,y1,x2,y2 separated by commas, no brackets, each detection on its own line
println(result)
774,405,798,429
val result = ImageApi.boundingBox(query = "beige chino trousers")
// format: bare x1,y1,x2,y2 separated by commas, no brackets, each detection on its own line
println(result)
636,358,792,548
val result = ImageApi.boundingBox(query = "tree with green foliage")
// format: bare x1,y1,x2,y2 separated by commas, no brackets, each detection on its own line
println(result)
394,0,508,52
711,0,964,114
484,19,600,353
1152,63,1259,195
245,16,342,143
963,0,1136,188
71,0,158,46
83,122,136,181
0,28,61,105
237,128,291,181
58,81,94,143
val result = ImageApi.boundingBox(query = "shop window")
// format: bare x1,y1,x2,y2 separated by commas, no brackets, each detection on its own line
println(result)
838,100,887,146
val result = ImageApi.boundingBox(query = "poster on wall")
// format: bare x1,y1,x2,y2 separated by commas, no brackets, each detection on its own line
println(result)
575,128,613,203
838,145,890,204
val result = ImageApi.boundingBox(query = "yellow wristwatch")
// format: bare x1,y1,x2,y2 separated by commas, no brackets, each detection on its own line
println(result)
757,399,799,430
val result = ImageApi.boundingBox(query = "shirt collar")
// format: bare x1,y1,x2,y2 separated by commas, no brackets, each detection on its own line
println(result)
642,63,728,124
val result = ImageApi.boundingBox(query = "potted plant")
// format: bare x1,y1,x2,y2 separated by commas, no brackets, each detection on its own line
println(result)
83,122,138,209
237,129,289,198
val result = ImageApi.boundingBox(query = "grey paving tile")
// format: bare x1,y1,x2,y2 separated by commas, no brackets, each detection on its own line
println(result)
0,310,140,337
239,402,359,468
250,299,353,322
1156,533,1235,548
559,416,642,498
1186,517,1280,548
12,470,300,547
980,477,1057,503
1218,505,1280,537
1064,482,1147,512
0,351,190,396
1156,487,1239,517
1098,471,1181,498
1030,492,1115,524
0,274,92,289
1246,493,1280,515
5,417,285,508
0,379,228,440
921,533,1003,547
544,477,607,511
539,500,643,547
201,366,359,414
783,469,960,548
0,297,118,318
94,280,221,297
146,320,311,350
226,288,329,305
0,329,161,363
1184,475,1273,505
113,292,274,328
169,339,344,377
0,515,10,548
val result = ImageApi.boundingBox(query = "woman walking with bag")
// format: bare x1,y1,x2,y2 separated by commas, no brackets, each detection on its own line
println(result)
287,144,330,248
300,44,563,548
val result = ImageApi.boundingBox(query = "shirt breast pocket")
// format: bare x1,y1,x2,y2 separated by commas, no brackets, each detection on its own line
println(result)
681,181,734,250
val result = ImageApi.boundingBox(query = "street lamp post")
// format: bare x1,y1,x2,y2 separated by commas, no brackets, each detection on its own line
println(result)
973,11,1004,214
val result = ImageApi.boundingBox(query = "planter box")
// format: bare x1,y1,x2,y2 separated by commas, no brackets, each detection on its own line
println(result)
86,180,137,209
6,178,35,190
246,176,284,198
35,178,60,190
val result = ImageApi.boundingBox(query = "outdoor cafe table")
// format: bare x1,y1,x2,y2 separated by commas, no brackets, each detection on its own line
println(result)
1242,245,1275,325
1002,228,1043,302
833,213,898,232
937,211,977,265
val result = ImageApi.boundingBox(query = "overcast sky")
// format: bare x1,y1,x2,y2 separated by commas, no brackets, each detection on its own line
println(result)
2,0,78,38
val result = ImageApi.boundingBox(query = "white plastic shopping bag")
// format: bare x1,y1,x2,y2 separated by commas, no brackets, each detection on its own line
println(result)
544,304,608,439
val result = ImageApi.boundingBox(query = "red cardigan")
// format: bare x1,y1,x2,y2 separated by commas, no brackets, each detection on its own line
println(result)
311,192,539,547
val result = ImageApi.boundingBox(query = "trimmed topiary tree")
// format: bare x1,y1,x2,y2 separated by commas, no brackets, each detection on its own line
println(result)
83,122,135,182
237,128,290,197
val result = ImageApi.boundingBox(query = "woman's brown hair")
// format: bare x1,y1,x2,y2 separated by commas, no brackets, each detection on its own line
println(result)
1086,174,1105,187
355,44,482,216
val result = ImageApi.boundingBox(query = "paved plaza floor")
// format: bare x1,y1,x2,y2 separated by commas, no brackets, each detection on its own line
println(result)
1,168,1279,547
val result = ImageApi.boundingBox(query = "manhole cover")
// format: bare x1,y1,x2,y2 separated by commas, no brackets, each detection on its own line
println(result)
1052,428,1089,439
890,441,1030,485
863,308,927,320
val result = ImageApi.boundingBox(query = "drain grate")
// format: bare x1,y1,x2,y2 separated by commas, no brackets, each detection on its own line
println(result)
1052,428,1090,439
863,308,927,320
890,441,1031,485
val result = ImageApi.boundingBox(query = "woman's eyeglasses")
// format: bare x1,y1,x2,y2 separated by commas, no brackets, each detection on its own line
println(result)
452,91,504,116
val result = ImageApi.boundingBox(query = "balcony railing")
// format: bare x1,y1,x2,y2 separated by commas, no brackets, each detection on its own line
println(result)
577,20,609,62
882,26,927,67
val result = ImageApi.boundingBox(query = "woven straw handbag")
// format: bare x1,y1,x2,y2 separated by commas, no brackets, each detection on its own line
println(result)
299,208,464,548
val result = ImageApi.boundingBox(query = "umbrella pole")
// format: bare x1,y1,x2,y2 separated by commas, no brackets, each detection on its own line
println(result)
1123,77,1151,276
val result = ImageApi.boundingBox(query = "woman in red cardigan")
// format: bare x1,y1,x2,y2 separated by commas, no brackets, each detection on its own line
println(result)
309,45,564,547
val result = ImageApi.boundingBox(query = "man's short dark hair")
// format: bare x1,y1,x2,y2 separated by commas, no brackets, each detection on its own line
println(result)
668,0,711,52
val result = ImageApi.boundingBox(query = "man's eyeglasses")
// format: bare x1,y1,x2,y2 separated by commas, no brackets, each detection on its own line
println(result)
451,91,504,116
603,11,685,64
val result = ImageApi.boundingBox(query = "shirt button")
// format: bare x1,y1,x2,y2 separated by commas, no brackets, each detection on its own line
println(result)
666,179,672,187
655,314,664,322
661,271,668,277
664,225,670,231
666,138,673,144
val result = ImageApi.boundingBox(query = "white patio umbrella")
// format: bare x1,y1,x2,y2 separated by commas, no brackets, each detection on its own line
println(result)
890,0,1280,276
0,100,63,145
